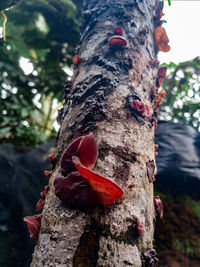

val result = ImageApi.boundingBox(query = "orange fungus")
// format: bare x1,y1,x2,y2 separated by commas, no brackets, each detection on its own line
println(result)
154,27,170,52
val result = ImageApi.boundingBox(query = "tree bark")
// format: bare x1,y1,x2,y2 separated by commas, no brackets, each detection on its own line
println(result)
32,0,159,266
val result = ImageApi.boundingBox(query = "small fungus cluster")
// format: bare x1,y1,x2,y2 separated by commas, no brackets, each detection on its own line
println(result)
72,55,81,66
24,185,49,238
109,27,128,49
54,133,123,209
130,99,150,119
154,144,159,157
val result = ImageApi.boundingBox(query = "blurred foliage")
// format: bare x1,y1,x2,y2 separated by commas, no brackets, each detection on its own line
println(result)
159,57,200,131
0,0,82,146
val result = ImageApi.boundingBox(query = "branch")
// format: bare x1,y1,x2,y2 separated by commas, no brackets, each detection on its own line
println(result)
0,0,22,12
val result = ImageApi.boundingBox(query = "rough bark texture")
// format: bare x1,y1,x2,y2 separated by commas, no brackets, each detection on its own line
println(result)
31,0,159,266
0,0,22,11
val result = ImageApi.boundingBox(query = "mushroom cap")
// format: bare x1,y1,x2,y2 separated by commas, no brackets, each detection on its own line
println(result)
109,36,128,49
130,100,150,118
154,27,170,52
72,156,123,206
36,199,45,211
23,214,41,238
114,27,124,36
54,172,100,208
136,220,144,235
77,133,98,169
72,55,81,65
61,133,98,176
61,136,84,176
157,67,167,78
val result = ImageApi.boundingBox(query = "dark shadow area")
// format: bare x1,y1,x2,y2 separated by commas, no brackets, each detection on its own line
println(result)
0,140,55,267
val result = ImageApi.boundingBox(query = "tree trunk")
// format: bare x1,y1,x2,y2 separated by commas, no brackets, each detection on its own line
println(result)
32,0,160,266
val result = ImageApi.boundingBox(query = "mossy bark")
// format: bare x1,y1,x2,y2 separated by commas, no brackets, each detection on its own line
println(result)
31,0,159,266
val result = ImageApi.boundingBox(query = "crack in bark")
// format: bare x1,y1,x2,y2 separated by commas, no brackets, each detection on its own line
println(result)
73,222,100,267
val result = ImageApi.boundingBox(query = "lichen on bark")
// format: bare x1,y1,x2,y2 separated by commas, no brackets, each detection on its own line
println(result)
31,0,159,266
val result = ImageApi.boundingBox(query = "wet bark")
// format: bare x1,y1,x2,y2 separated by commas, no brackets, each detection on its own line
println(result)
31,0,159,266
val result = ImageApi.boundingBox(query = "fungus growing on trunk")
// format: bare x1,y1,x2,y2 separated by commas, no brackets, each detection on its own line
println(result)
156,67,167,88
36,199,45,211
154,89,166,107
60,133,98,176
157,66,167,78
54,173,100,209
109,36,128,49
40,185,49,197
130,99,150,119
154,195,163,219
44,170,51,176
72,55,81,65
72,156,123,206
114,27,123,36
77,133,98,169
48,152,55,162
60,136,84,176
156,11,163,19
55,133,123,208
136,219,144,235
154,26,170,52
23,214,42,238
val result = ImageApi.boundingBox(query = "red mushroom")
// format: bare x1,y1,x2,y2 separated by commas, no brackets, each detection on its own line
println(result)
36,199,45,211
72,156,123,206
54,172,100,209
60,136,84,176
48,152,55,162
109,36,128,49
157,11,163,19
23,214,42,238
77,133,98,169
72,55,81,65
136,219,144,235
157,67,167,78
40,185,49,197
44,170,51,176
56,133,123,208
61,133,98,176
114,27,123,36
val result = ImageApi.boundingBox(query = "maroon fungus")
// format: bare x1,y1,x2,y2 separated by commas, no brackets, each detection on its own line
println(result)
72,156,123,206
23,214,42,238
109,36,127,49
55,133,123,208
